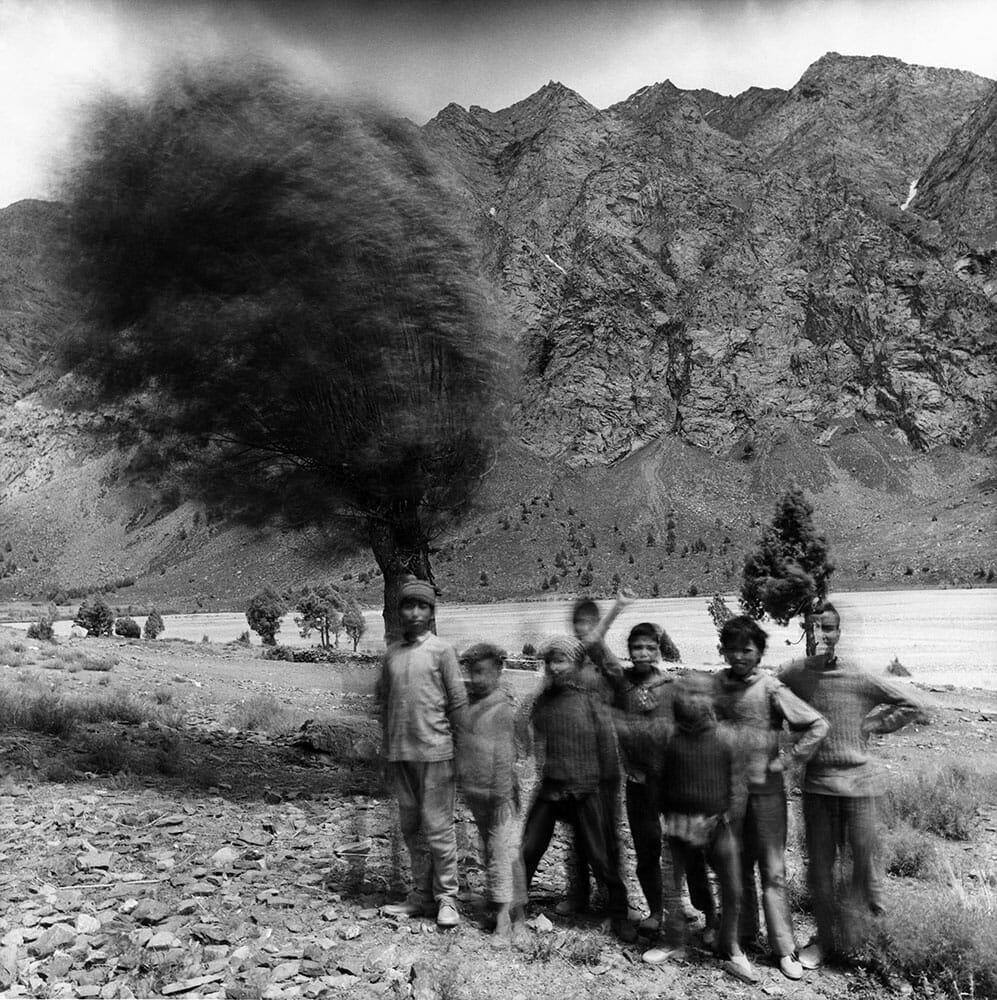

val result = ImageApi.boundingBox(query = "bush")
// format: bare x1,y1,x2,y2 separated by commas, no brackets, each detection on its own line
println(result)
881,764,980,840
883,824,938,879
143,608,165,639
261,645,381,666
227,694,296,734
848,887,997,999
246,586,286,646
114,616,141,639
26,619,54,641
74,595,114,637
343,608,367,651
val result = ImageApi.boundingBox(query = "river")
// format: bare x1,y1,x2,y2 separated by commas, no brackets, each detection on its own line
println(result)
11,588,997,692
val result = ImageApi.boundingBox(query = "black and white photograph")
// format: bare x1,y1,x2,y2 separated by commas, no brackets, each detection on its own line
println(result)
1,1,995,997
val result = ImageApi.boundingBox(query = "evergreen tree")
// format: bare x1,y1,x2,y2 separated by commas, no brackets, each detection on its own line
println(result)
143,608,165,639
74,595,115,637
343,608,367,651
246,586,286,646
740,488,834,654
295,586,345,647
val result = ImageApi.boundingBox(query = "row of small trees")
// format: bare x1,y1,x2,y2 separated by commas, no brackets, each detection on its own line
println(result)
246,585,367,650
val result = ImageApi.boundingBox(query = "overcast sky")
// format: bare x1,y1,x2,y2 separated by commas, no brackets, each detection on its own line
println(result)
1,0,995,208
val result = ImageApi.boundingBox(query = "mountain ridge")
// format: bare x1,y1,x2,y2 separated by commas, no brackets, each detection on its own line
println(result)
1,53,995,610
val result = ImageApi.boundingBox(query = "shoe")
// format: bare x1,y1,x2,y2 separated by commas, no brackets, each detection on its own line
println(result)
436,901,460,928
722,952,760,984
382,900,428,918
638,912,662,933
642,945,686,964
611,918,638,943
779,954,805,980
798,942,823,969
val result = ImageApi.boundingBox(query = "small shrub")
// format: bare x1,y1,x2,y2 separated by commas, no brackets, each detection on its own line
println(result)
882,764,980,840
848,886,997,999
200,634,210,644
26,618,55,641
227,694,294,734
153,687,174,705
883,824,938,879
233,630,251,646
114,616,141,639
522,642,536,657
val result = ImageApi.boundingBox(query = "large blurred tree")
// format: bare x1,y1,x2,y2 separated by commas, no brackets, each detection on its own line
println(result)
740,489,834,655
61,61,505,642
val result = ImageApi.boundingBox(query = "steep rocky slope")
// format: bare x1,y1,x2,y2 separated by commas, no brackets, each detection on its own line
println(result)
1,54,995,609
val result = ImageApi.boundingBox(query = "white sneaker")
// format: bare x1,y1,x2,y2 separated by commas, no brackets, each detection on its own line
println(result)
722,951,760,984
779,953,805,980
642,945,686,964
436,901,460,928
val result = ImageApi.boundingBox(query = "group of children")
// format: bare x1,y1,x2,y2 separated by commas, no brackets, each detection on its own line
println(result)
376,578,921,982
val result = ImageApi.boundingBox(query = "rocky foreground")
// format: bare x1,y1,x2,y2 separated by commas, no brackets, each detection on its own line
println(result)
0,631,995,998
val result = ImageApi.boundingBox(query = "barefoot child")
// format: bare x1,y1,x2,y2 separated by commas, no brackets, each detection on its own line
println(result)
779,601,922,966
457,643,528,946
377,580,467,927
521,634,636,942
713,616,829,980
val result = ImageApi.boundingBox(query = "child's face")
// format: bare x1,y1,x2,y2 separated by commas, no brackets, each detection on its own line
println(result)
815,611,841,655
545,650,575,676
722,638,762,678
628,636,660,675
399,598,433,635
572,612,598,641
466,658,501,700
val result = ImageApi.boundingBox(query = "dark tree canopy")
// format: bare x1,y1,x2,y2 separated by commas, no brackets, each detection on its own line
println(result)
61,60,506,641
740,488,834,654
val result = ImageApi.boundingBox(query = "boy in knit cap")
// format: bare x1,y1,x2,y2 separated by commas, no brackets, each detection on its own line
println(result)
377,579,467,928
779,602,922,966
713,616,829,980
646,672,758,984
457,642,528,947
521,634,636,942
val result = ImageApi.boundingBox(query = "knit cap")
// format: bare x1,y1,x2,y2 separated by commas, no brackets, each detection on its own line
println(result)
536,634,584,664
398,579,436,608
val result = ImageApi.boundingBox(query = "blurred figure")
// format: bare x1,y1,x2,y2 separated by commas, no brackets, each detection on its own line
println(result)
645,673,759,984
377,580,467,927
457,642,528,947
521,635,636,942
779,602,922,967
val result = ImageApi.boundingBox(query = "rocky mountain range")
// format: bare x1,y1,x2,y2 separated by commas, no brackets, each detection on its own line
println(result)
1,53,995,612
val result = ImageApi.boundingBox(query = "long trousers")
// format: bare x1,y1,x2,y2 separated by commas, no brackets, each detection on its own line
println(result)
390,759,459,907
738,791,796,957
666,817,741,958
625,780,663,915
465,793,527,907
803,792,881,952
523,787,629,918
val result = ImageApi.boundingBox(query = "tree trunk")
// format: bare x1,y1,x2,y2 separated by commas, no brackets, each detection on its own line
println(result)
368,514,434,645
803,613,817,657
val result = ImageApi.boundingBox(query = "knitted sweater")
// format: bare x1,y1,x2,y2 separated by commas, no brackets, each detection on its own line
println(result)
779,655,921,796
376,632,468,763
457,687,517,803
531,667,620,796
656,718,737,817
713,668,829,794
613,669,676,784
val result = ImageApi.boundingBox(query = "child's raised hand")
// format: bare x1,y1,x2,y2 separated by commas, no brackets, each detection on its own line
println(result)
615,587,637,607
